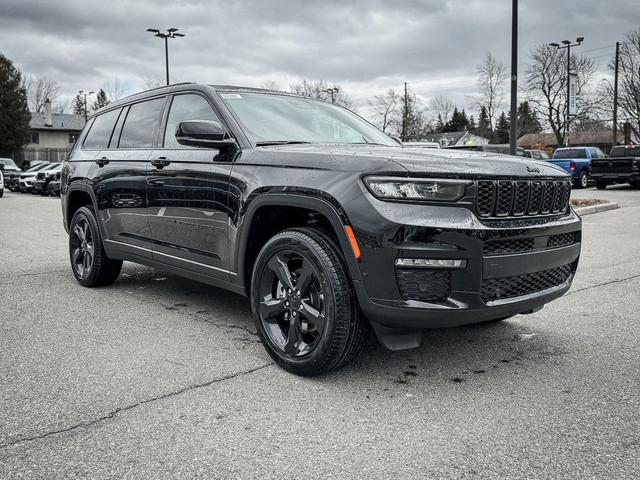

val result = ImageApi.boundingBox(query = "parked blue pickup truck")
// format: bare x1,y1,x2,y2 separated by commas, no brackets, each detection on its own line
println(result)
550,146,606,189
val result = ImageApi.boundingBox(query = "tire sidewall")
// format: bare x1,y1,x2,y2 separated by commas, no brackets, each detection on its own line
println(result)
69,206,103,287
251,232,345,375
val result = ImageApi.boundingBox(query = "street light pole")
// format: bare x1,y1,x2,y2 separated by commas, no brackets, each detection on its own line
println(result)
613,41,620,149
549,37,584,147
78,90,94,122
509,0,518,156
146,28,185,86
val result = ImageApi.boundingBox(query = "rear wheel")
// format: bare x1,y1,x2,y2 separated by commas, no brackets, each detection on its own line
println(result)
574,170,588,189
69,206,122,287
595,180,608,190
251,228,368,376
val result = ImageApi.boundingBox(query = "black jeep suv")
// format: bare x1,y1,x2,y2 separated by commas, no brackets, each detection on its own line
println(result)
61,83,582,376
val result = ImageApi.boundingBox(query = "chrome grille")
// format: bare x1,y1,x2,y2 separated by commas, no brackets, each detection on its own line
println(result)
476,180,571,219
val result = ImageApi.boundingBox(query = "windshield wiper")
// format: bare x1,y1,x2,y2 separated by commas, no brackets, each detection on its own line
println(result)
255,140,312,146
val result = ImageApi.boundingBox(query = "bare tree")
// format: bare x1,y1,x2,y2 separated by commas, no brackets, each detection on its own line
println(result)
525,43,598,146
368,89,400,133
104,77,128,102
604,29,640,141
289,79,354,110
23,75,61,112
429,95,455,127
140,75,164,90
466,52,506,130
261,80,281,91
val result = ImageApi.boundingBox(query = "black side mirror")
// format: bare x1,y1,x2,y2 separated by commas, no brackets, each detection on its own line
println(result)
175,120,237,149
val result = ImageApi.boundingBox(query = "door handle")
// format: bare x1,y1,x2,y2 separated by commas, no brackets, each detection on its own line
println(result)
151,157,171,169
95,157,110,167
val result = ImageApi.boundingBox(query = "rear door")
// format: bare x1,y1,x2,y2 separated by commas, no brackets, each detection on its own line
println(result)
92,97,167,259
147,92,233,281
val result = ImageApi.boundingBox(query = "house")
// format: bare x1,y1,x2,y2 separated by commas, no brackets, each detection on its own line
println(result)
517,131,628,155
419,131,490,148
18,99,85,166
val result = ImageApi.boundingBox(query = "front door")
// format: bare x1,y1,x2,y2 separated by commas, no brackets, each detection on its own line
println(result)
147,93,233,281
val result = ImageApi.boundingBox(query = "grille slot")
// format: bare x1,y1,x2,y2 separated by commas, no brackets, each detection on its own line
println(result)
548,231,580,248
481,264,573,302
476,179,571,219
396,269,451,302
484,238,535,256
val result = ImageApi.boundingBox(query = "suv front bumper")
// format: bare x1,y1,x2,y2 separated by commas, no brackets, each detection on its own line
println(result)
347,194,582,329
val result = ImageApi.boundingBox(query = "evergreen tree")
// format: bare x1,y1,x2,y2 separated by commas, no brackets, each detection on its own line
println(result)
516,101,542,137
443,107,470,132
468,115,477,132
494,111,510,143
435,114,444,133
477,106,492,139
73,94,85,116
0,53,31,152
92,89,109,111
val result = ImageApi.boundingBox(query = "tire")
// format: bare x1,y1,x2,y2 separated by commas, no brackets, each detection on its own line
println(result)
574,170,588,189
251,228,368,376
595,180,608,190
0,190,3,198
69,206,122,287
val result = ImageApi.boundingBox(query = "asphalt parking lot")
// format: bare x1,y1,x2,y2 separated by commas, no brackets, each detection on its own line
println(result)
1,186,639,479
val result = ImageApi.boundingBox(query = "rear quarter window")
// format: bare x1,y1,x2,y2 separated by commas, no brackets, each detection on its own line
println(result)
118,98,166,148
83,109,121,150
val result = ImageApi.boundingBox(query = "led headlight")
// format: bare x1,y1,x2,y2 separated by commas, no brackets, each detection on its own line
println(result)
364,177,471,202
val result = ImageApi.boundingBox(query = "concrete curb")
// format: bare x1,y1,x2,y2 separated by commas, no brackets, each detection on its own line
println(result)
573,202,619,216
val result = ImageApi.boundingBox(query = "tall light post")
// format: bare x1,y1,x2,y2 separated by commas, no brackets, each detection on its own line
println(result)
509,0,518,156
78,90,94,122
325,87,339,104
549,37,584,147
146,28,185,86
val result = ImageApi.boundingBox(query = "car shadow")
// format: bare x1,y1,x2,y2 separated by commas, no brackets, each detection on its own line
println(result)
113,263,571,385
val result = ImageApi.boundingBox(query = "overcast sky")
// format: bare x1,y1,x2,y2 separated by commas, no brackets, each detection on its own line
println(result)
1,0,638,120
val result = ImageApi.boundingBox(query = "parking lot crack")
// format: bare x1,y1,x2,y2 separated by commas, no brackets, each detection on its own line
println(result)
568,273,640,296
0,363,272,450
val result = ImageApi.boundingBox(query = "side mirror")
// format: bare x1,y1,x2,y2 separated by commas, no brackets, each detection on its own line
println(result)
390,136,403,145
175,120,237,149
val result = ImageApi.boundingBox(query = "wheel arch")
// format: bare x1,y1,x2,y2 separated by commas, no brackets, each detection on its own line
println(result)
64,183,99,233
233,193,363,296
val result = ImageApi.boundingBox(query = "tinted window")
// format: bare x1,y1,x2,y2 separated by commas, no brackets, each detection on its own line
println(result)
610,146,640,157
119,98,166,148
554,149,587,159
163,94,223,148
83,109,121,149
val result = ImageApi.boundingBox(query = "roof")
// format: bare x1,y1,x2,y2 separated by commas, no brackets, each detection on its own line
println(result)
30,112,85,132
518,131,625,147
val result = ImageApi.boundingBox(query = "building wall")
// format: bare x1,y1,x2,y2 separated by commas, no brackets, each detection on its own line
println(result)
27,130,77,150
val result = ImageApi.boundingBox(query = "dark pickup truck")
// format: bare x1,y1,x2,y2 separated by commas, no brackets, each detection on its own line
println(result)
590,145,640,189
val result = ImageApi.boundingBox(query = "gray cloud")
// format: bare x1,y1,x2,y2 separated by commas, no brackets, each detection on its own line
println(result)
1,0,637,116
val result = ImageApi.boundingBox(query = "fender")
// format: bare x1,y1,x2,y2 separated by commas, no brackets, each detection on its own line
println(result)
63,180,101,235
231,191,365,296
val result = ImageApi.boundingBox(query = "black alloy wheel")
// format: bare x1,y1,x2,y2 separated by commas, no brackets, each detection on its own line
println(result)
69,206,122,287
251,228,368,376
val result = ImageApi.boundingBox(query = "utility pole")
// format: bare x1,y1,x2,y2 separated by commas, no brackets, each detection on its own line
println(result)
78,90,94,122
509,0,518,156
402,82,408,142
613,41,620,149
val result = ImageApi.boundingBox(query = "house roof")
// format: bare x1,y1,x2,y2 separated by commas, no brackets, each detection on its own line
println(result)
30,112,85,132
518,131,625,147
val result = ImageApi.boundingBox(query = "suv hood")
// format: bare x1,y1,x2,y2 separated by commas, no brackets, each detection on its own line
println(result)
258,144,569,179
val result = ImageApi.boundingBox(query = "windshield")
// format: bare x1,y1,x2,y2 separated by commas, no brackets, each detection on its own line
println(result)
554,149,587,159
0,158,18,167
220,92,397,146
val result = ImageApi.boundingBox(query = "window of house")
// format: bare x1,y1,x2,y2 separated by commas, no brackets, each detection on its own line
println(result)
118,97,166,148
31,132,39,144
163,94,223,148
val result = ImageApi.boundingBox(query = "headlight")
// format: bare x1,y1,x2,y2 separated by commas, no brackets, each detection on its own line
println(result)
364,177,471,202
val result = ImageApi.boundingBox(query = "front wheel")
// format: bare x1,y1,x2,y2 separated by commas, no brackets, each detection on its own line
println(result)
595,180,608,190
69,206,122,287
251,228,368,376
574,170,588,189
